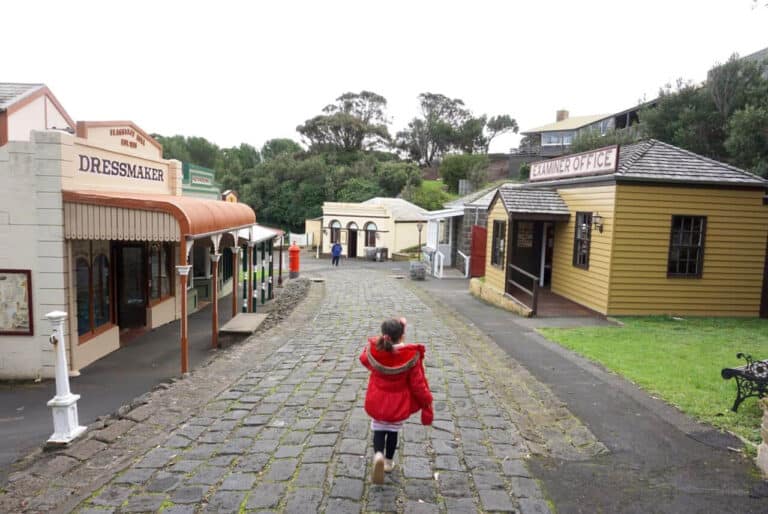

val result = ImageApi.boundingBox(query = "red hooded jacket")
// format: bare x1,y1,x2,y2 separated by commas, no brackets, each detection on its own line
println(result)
359,337,434,425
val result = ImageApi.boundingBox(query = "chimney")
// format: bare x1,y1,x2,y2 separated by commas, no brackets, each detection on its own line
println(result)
556,110,569,122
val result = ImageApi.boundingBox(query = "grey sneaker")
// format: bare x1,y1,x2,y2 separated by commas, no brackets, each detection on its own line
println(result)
384,459,395,472
372,452,385,484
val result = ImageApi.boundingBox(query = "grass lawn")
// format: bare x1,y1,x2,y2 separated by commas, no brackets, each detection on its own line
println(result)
539,316,768,446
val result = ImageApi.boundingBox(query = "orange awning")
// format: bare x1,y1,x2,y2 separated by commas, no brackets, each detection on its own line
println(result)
62,190,255,239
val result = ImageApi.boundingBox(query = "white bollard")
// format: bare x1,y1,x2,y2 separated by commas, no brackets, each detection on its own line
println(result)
44,311,86,446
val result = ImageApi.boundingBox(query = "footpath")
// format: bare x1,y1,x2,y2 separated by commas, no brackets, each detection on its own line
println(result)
1,267,567,513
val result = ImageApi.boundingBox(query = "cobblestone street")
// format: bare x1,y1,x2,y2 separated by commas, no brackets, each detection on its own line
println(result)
2,266,570,513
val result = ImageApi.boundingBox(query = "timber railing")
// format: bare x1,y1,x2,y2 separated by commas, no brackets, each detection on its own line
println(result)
507,264,539,315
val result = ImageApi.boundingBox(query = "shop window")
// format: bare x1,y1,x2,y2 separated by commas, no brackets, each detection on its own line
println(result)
330,220,341,244
150,243,174,300
364,222,377,247
668,216,706,278
73,240,113,338
221,247,233,282
572,212,592,269
491,220,506,267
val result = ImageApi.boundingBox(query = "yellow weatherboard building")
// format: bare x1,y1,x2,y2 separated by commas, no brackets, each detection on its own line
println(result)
483,140,768,318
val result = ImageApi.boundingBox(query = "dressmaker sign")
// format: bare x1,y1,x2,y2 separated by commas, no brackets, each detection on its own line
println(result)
530,145,618,182
77,154,165,182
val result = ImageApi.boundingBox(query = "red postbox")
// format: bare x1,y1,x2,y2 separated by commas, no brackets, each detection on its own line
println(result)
289,243,300,278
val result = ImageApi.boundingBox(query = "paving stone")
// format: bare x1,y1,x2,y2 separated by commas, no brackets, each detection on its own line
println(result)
438,471,473,497
234,453,269,473
366,486,399,513
219,471,256,490
204,490,247,513
324,498,362,514
259,427,286,439
404,500,441,514
170,485,207,504
245,482,287,509
264,458,298,481
184,444,220,460
208,455,237,467
90,485,133,506
124,404,154,422
502,459,532,477
161,506,197,514
252,439,280,453
113,467,155,484
339,438,367,455
135,447,178,468
188,466,229,485
330,477,364,500
510,476,542,498
295,463,327,486
308,433,338,447
444,497,479,513
243,414,271,426
31,455,79,477
78,508,116,514
165,435,193,448
146,472,181,492
479,489,517,512
405,479,438,503
121,493,166,512
284,487,323,513
404,456,433,479
435,455,461,471
302,445,334,463
220,438,253,455
473,470,507,489
91,419,136,444
432,439,460,455
199,431,229,444
274,444,303,458
335,454,367,479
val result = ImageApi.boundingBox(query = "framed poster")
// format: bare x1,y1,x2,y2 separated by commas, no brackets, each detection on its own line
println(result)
0,269,33,335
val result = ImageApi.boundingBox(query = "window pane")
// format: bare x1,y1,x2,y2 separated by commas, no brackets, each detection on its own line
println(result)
160,244,170,297
150,245,160,299
75,256,90,336
93,254,110,328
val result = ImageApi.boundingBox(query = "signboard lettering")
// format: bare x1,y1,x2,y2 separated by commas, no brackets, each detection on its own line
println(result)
109,128,146,149
78,154,165,182
191,176,212,185
530,145,618,182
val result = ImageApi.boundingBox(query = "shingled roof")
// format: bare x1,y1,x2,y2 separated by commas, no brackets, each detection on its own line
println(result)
494,186,570,216
0,83,45,111
614,139,767,186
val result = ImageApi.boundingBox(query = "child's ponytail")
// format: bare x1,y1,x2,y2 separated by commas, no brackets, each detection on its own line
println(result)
377,318,404,352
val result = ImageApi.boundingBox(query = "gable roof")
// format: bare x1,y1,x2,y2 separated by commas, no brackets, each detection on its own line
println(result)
361,197,428,221
522,114,610,134
0,83,75,128
614,139,767,187
492,185,570,216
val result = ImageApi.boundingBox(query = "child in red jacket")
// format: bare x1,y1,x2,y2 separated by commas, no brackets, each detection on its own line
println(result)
360,317,433,484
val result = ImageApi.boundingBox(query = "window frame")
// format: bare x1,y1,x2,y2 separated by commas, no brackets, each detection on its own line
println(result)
490,219,506,268
74,240,114,342
572,211,592,270
330,220,342,244
667,215,707,278
364,221,377,247
149,242,175,304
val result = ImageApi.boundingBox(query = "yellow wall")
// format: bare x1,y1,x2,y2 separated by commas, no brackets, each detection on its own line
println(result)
484,197,508,294
550,185,617,314
608,185,768,316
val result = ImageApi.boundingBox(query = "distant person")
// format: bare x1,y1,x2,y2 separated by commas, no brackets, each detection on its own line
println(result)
360,317,433,484
331,242,342,266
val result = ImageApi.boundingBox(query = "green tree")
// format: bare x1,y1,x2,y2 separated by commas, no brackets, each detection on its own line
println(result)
402,182,454,210
261,138,302,160
297,91,391,153
725,104,768,176
569,126,645,153
336,177,384,202
484,115,519,153
439,154,490,193
376,161,422,196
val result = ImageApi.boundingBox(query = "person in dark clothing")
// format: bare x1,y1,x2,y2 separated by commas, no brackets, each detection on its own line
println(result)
331,242,342,266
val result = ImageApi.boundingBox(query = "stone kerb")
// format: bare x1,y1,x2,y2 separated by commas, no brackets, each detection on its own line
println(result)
757,398,768,476
469,278,533,317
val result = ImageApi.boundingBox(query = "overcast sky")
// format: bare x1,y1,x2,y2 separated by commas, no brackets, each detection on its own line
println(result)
3,1,767,153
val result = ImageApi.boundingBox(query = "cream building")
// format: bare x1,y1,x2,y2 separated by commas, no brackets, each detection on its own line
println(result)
321,198,428,258
0,84,263,379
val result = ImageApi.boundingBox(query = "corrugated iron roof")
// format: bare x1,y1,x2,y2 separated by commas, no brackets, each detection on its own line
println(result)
362,197,428,221
496,187,570,215
522,114,610,134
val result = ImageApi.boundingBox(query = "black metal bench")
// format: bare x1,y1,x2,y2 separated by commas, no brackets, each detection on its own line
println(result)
721,353,768,412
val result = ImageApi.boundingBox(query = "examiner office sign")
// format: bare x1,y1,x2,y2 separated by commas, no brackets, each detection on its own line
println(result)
530,145,618,182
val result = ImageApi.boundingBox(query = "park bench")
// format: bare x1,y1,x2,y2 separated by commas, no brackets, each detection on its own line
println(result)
721,353,768,412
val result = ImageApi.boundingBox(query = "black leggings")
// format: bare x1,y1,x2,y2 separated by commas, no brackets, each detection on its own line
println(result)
373,430,398,459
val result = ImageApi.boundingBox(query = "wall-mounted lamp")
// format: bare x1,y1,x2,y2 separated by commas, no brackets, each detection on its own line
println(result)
592,212,604,233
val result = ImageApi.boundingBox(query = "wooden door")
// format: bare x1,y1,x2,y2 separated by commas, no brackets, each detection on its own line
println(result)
469,225,487,277
506,220,543,294
348,230,357,258
117,244,147,328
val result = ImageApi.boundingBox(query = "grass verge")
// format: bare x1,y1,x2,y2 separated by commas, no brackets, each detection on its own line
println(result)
538,316,768,445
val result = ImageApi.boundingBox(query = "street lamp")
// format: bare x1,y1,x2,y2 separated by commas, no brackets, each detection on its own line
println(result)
416,222,424,260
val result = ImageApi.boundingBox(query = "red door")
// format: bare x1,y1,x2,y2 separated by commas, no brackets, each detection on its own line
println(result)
469,225,487,277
